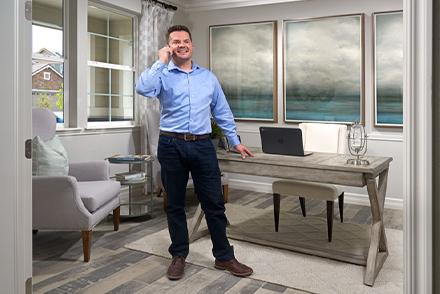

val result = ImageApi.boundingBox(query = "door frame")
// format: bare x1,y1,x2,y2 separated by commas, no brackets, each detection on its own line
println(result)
0,0,33,293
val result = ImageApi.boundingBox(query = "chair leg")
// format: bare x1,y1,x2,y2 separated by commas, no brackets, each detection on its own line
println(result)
113,206,120,231
273,193,280,232
82,230,92,262
222,184,229,203
326,201,334,242
163,190,167,212
157,187,162,198
299,197,306,217
338,192,344,223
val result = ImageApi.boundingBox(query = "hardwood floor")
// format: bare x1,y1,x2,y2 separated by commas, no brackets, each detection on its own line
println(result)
32,188,402,294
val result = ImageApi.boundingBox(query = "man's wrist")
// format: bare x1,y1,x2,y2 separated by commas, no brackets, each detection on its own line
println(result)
229,136,241,147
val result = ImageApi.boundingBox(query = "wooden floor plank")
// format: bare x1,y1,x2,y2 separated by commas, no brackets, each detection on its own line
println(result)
32,188,402,294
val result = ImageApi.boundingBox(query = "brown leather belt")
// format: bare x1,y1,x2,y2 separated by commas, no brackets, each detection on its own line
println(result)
160,131,210,141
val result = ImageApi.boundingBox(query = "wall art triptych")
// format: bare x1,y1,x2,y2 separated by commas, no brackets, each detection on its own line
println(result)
209,21,277,122
283,14,364,124
373,11,403,127
209,12,403,126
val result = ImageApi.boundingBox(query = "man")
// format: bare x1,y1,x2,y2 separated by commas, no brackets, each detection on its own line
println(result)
135,25,254,280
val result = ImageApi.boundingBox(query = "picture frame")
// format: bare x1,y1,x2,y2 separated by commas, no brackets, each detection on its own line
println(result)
373,11,403,127
283,14,365,124
209,21,277,122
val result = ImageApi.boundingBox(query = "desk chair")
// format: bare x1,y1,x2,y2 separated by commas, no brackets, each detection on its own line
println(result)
272,123,347,242
145,109,229,211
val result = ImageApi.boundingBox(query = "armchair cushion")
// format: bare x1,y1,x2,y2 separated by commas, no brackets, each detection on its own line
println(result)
78,181,121,212
32,135,69,176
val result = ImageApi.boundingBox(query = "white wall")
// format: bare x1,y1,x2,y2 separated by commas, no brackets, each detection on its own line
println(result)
174,0,404,209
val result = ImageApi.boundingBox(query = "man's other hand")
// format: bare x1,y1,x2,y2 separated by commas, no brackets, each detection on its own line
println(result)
234,144,254,159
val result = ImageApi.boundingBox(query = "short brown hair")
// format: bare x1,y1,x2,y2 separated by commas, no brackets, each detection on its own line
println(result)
166,25,192,43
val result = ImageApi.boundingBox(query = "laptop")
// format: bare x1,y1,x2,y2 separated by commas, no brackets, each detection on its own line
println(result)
259,126,313,156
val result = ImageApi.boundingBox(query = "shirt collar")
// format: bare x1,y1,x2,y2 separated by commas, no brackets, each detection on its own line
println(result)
168,60,200,73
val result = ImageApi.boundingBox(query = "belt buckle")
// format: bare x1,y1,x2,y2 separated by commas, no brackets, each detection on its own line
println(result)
183,133,195,141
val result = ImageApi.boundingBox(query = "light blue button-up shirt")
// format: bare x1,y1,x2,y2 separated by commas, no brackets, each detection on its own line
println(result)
136,60,240,147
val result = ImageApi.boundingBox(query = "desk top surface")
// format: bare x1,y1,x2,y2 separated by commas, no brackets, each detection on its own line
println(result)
217,147,393,176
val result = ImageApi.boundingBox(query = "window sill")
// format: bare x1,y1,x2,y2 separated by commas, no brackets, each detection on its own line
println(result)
56,127,82,132
84,125,140,130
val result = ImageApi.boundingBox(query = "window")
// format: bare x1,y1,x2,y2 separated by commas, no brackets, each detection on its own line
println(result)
32,0,65,124
87,5,135,123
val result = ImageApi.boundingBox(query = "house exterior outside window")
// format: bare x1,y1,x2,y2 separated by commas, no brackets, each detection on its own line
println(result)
32,0,65,124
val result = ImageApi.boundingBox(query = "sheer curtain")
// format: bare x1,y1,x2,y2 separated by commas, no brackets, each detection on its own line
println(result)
138,0,174,190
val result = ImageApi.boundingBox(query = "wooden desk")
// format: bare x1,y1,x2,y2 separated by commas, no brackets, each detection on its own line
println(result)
187,147,393,286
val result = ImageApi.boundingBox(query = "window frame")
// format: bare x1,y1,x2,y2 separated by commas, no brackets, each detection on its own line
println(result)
86,2,137,128
31,1,69,129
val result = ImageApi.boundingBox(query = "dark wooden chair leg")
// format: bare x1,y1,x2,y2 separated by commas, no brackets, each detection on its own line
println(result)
82,230,92,262
273,193,280,232
157,187,162,198
113,206,120,231
163,190,167,212
222,184,229,203
326,201,334,242
338,192,344,223
299,197,306,217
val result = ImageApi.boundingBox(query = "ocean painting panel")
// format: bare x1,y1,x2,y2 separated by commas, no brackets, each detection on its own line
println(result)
374,11,403,126
210,21,277,121
284,14,364,124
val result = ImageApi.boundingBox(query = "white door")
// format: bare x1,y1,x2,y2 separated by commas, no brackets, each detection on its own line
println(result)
0,0,33,293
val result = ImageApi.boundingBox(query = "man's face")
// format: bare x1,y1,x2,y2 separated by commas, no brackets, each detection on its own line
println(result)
168,31,194,62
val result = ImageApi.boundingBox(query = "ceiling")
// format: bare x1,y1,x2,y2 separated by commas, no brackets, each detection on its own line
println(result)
165,0,306,12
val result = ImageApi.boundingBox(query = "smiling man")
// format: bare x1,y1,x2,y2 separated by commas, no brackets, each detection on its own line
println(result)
135,25,254,280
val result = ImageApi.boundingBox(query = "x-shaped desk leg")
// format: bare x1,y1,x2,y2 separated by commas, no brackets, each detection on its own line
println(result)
364,168,389,286
187,204,232,243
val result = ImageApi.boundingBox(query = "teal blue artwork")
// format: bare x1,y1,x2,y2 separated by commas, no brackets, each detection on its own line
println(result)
374,11,403,126
284,15,364,123
210,21,277,121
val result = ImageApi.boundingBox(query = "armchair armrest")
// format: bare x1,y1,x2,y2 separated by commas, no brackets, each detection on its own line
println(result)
69,161,110,181
32,175,92,229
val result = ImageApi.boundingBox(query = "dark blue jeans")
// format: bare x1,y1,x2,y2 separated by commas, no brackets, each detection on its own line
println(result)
157,133,234,261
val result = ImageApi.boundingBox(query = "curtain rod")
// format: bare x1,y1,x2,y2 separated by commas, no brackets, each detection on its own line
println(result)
149,0,177,11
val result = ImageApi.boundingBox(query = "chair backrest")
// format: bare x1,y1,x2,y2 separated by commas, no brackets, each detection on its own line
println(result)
32,107,57,142
145,108,161,157
299,123,347,154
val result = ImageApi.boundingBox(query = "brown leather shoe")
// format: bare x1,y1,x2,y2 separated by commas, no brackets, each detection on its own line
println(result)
214,258,253,277
167,256,185,280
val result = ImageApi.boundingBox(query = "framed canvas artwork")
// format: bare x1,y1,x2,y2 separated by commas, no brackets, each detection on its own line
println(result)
283,14,365,124
373,11,403,127
210,21,277,121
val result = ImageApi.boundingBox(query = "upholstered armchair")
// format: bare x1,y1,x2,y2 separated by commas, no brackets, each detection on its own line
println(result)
32,107,121,262
145,108,229,211
272,123,347,242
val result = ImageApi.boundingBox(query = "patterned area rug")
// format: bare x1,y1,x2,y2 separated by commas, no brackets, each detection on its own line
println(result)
125,204,403,294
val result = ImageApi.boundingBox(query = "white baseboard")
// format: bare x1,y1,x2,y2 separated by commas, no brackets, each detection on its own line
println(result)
228,179,403,210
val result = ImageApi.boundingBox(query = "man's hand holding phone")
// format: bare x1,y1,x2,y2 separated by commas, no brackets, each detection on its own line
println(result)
158,45,173,64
